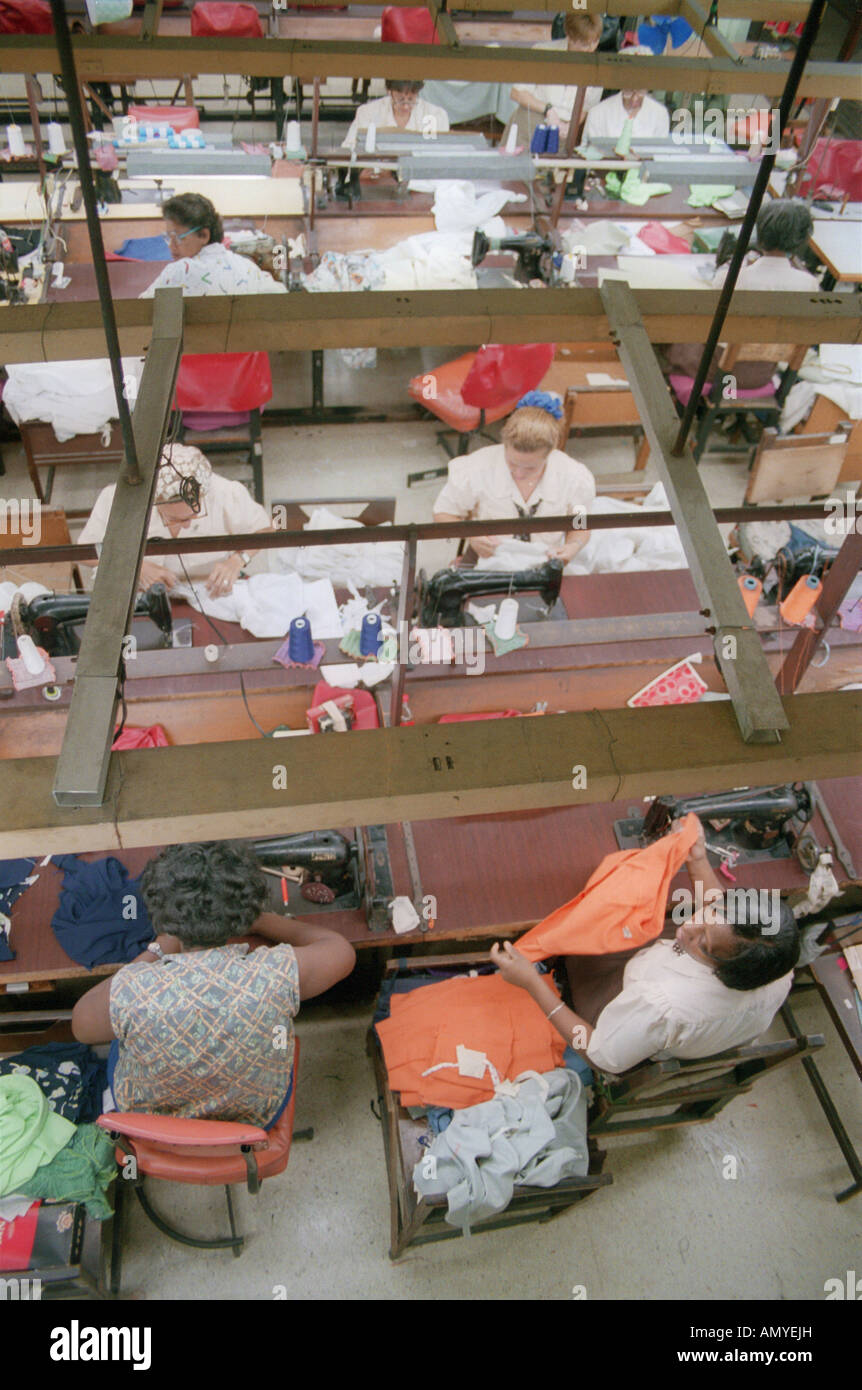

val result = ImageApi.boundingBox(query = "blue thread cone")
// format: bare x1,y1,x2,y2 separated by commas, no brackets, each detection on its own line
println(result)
545,126,559,154
288,616,314,664
359,612,383,657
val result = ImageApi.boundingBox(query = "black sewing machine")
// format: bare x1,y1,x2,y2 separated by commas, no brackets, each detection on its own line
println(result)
0,227,23,304
2,584,173,659
416,559,565,628
253,826,397,931
471,228,560,285
614,784,814,865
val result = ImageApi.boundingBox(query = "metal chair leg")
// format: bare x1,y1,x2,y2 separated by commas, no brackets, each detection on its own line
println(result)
133,1179,245,1253
109,1175,126,1296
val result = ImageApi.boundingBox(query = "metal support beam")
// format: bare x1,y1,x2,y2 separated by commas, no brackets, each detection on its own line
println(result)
679,0,742,62
1,289,858,364
3,692,858,857
51,288,183,808
600,278,789,745
1,36,856,100
776,531,862,694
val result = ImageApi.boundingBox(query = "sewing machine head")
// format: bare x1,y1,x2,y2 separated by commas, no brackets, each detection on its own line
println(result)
615,784,814,863
471,228,560,285
253,826,395,930
6,583,173,658
416,559,564,628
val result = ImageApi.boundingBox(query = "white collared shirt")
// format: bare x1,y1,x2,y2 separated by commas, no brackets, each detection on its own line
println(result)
586,939,794,1075
342,95,450,151
139,242,287,298
78,472,271,580
432,443,596,551
713,255,821,292
583,92,671,141
518,39,604,125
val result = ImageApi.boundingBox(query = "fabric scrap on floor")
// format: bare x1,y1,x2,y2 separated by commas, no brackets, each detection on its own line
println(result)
516,813,700,960
412,1068,589,1230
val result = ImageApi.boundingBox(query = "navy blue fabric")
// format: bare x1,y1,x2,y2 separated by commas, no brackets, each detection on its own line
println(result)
107,1039,293,1132
117,235,171,261
51,855,154,969
0,1041,107,1122
0,856,38,961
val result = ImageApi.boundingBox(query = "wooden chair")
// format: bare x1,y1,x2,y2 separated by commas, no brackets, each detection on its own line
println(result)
744,427,850,505
671,342,807,465
797,395,862,483
369,953,612,1259
269,497,396,531
0,506,82,592
18,422,125,514
589,1032,826,1135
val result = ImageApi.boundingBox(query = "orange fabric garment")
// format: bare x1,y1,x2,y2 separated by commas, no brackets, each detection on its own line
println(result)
376,973,565,1109
516,814,701,961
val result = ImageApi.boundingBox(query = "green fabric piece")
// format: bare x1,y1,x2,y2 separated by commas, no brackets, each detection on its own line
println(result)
339,628,363,658
482,621,528,656
687,184,736,208
0,1074,76,1196
20,1124,117,1221
605,170,673,206
614,117,633,158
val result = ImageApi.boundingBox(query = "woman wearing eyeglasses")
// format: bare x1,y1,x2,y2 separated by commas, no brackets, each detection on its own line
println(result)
342,80,450,152
77,443,275,596
139,193,287,298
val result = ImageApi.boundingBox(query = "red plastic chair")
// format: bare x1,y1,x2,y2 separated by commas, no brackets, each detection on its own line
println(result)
175,352,273,503
97,1041,308,1294
190,2,263,37
407,343,555,478
381,6,440,43
126,103,199,131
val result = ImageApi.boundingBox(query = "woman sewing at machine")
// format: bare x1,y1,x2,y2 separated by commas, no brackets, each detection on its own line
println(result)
432,393,595,565
139,193,287,298
342,80,450,152
77,443,275,596
491,817,800,1076
71,842,356,1128
509,12,604,150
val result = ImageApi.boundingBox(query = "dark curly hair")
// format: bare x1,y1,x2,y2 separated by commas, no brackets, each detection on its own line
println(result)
161,192,223,245
140,842,266,948
713,897,800,992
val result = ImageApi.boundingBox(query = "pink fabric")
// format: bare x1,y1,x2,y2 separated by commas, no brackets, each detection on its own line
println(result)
181,410,252,429
668,375,713,408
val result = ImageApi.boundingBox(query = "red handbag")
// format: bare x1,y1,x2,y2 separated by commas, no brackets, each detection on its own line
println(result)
190,2,263,37
460,343,555,410
0,0,52,32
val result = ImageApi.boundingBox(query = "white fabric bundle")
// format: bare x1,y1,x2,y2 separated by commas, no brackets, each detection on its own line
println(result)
3,359,145,442
171,573,342,640
271,507,405,589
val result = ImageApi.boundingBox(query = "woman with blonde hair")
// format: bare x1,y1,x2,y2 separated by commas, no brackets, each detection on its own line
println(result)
432,391,595,563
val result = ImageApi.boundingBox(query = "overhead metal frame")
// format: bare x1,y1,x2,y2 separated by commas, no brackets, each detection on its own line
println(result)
600,278,790,745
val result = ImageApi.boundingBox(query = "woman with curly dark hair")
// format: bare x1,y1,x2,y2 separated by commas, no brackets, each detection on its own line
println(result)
71,842,355,1127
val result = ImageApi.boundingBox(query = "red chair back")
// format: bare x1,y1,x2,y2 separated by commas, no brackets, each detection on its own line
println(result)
460,343,555,411
190,1,263,37
797,138,862,202
381,5,439,43
175,352,273,413
0,0,52,31
127,104,199,131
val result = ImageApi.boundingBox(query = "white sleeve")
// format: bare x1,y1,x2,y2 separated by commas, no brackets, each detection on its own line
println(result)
77,486,116,547
220,479,272,534
585,984,673,1075
138,261,182,300
564,458,597,512
432,456,479,517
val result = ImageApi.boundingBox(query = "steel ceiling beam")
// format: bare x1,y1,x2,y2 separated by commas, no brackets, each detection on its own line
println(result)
1,289,857,364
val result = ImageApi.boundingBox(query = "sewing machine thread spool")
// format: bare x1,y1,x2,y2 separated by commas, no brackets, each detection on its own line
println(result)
504,122,518,154
6,126,25,158
288,616,315,664
285,121,303,154
359,612,382,657
46,122,66,156
17,634,45,676
494,598,519,642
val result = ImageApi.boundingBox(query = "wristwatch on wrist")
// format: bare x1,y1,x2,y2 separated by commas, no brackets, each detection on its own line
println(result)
543,103,553,118
236,550,252,573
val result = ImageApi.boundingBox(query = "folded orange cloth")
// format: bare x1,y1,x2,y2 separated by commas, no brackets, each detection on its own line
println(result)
376,973,565,1109
516,813,701,960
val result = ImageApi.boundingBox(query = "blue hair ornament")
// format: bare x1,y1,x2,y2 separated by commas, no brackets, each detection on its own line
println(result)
516,390,564,420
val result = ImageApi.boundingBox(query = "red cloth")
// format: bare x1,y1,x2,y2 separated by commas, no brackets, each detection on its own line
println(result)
0,1,51,32
175,352,272,413
516,814,701,960
637,222,690,255
126,104,199,132
308,681,379,731
460,343,555,411
798,138,862,203
376,973,565,1109
0,1202,40,1270
190,2,263,37
112,724,170,749
381,6,439,43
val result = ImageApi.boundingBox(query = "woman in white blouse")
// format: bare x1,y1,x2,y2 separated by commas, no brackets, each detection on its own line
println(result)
140,193,287,298
342,80,450,152
432,394,596,565
491,817,799,1076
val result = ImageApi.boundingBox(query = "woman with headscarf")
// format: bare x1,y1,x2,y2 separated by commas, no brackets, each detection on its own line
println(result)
77,443,275,596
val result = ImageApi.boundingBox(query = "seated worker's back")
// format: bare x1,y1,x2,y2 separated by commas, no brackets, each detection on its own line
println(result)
110,942,298,1125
